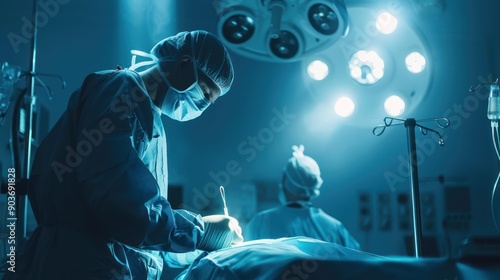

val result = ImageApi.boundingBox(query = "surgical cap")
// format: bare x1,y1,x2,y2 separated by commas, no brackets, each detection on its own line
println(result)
150,30,234,96
283,145,323,199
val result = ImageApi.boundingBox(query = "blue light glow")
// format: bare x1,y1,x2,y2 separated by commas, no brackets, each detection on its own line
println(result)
307,60,329,81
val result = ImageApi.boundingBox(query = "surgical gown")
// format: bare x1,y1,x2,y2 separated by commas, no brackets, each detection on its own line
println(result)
245,203,360,250
5,69,204,280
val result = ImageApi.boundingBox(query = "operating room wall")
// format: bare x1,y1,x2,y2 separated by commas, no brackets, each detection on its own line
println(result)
0,0,499,258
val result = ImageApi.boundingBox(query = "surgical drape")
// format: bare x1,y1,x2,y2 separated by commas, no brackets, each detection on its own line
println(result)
245,204,360,250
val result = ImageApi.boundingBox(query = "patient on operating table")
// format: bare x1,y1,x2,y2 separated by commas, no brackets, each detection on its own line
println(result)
245,145,360,250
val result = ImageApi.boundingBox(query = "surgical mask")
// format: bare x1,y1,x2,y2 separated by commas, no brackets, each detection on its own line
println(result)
129,50,211,121
160,76,211,121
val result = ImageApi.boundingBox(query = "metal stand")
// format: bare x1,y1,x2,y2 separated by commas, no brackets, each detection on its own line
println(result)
373,117,449,257
15,0,40,246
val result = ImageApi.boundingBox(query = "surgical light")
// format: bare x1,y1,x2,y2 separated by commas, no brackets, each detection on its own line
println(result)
301,5,432,128
270,30,299,59
349,51,385,85
307,60,329,81
334,97,355,117
376,12,398,35
215,0,349,62
308,3,339,35
222,14,255,44
384,95,406,116
405,52,426,74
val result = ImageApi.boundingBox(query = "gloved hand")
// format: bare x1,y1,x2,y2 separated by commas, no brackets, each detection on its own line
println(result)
196,215,243,252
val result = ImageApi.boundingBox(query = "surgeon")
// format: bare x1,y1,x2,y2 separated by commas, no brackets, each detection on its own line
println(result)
245,145,360,250
6,30,242,280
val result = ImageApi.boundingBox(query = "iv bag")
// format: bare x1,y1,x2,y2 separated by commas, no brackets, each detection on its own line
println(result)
0,62,21,125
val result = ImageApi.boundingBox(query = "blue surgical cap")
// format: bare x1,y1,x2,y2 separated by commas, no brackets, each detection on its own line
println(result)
283,145,323,199
150,30,234,96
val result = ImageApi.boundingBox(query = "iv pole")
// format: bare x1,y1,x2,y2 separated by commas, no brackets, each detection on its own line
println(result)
405,119,423,257
11,0,65,247
16,0,39,245
373,117,449,257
